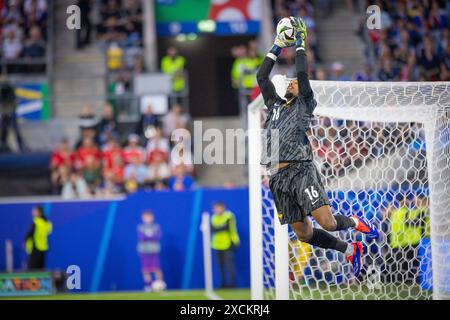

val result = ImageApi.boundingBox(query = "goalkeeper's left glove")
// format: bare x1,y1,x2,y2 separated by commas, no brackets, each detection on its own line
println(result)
291,17,308,49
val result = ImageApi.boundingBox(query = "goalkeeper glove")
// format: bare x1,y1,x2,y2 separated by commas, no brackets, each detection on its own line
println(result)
291,17,307,48
270,34,295,57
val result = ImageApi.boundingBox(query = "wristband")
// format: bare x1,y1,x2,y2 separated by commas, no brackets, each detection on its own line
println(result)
269,44,282,57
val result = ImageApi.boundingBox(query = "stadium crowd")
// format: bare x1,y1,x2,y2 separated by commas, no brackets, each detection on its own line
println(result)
0,0,48,73
98,0,147,116
356,0,449,82
269,0,449,82
50,103,195,199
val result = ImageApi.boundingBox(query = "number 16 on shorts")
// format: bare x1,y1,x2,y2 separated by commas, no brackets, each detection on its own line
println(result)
304,186,319,204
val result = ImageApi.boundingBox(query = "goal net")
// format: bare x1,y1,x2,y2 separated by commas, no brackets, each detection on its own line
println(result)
248,80,450,300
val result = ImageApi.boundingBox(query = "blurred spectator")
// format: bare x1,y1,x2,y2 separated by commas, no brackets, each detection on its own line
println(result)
82,155,102,193
161,46,186,105
400,51,420,81
22,24,46,72
101,17,125,42
146,127,169,161
98,102,119,146
124,154,148,186
168,164,195,191
132,52,145,73
418,36,441,81
76,104,99,148
107,42,124,71
123,133,146,164
2,29,22,60
50,138,74,194
329,62,350,81
314,66,328,80
136,104,158,141
108,67,132,114
124,173,138,193
0,77,24,152
378,57,400,81
154,180,169,191
353,64,374,81
78,103,97,127
98,0,124,41
102,138,124,174
162,104,190,138
124,0,143,31
148,151,170,185
22,24,45,58
75,136,101,170
102,149,125,193
442,42,450,81
61,169,90,199
76,0,92,49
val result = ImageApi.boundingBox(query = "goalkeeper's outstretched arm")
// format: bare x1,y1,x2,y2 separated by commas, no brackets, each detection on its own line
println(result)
257,40,286,108
295,43,314,102
256,52,278,108
292,17,314,103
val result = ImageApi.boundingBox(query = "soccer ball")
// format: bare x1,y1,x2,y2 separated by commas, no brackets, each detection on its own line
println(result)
276,17,296,44
151,279,167,292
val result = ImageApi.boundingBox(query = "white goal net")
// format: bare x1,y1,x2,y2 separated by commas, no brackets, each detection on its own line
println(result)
248,81,450,300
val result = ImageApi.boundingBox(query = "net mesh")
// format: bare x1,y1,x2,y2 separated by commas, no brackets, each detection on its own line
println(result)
256,81,450,300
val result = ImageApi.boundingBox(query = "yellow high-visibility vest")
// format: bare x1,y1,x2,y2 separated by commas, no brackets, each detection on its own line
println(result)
231,57,244,89
161,55,186,92
211,211,240,251
390,207,424,248
30,217,52,252
240,56,261,89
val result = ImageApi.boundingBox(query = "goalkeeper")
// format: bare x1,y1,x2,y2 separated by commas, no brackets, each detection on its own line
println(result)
256,18,379,277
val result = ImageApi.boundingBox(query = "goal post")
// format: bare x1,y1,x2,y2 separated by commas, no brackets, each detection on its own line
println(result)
248,80,450,300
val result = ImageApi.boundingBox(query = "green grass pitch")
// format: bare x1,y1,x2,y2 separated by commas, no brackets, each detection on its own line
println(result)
1,285,430,300
2,289,251,300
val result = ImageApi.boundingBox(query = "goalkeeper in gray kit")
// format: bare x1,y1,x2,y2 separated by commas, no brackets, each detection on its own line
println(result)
256,17,379,277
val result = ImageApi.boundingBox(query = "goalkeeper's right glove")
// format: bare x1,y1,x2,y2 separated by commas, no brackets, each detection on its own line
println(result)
270,34,294,57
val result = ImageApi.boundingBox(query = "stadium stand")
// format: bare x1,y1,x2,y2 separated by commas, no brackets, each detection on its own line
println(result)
1,0,447,197
1,0,48,74
355,0,449,81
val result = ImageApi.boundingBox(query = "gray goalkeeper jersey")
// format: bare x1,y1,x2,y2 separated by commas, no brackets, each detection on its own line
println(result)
261,95,317,167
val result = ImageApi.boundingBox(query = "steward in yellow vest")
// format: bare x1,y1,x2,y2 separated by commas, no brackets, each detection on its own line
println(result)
390,202,428,249
239,49,262,90
25,206,52,270
386,195,429,284
161,46,186,93
231,45,247,89
211,202,239,288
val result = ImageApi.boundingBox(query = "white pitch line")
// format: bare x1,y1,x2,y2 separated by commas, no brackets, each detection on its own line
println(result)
205,290,222,300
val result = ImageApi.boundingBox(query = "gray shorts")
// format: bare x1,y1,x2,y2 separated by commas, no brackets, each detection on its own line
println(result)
269,161,329,225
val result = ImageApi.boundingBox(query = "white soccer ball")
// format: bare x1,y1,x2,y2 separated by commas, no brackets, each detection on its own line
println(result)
151,280,167,292
276,17,296,44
